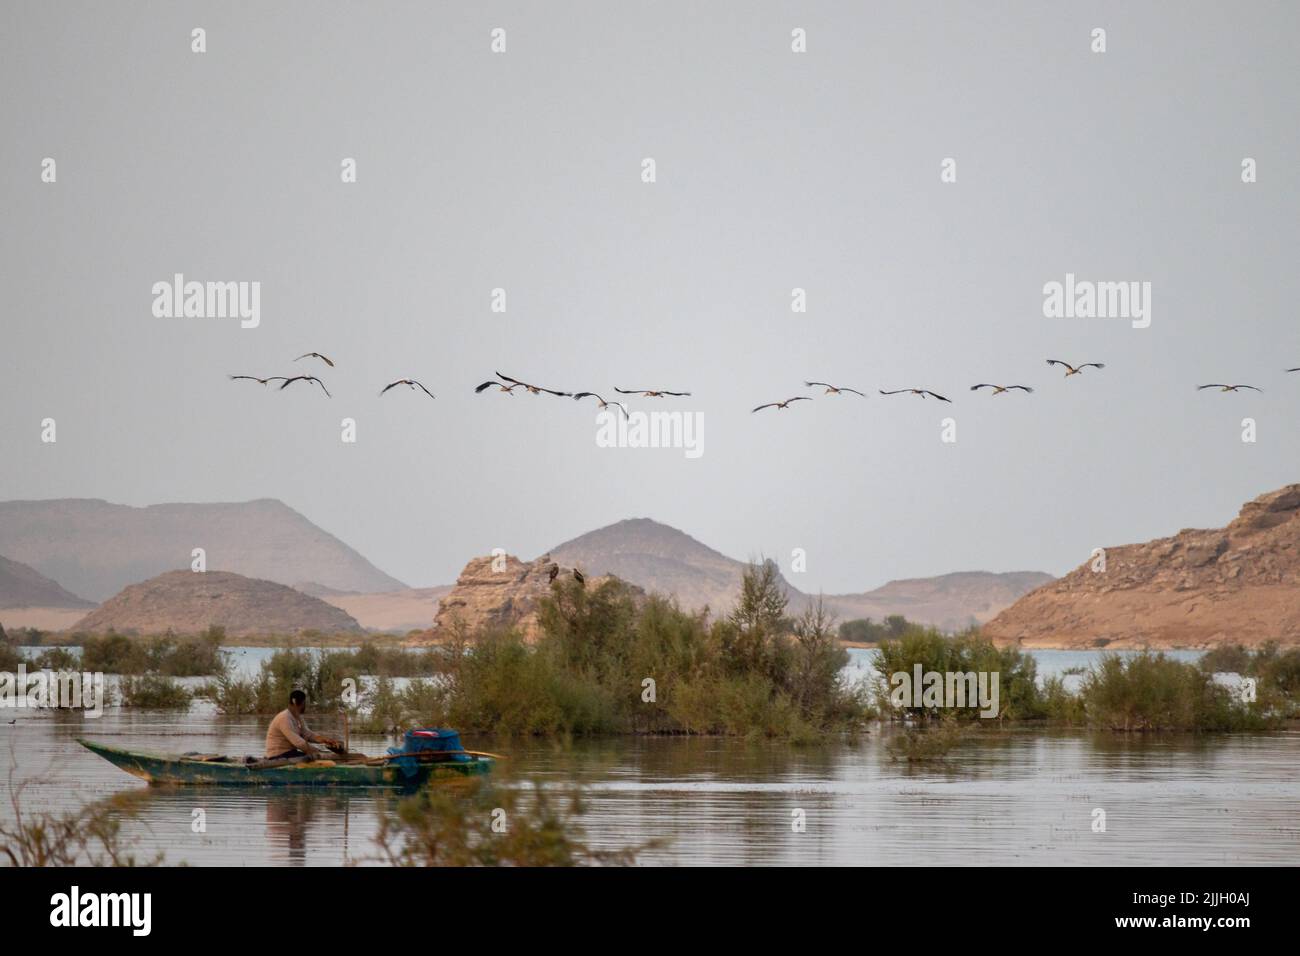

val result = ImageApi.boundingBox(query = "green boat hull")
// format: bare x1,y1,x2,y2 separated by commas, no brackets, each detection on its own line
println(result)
78,738,492,788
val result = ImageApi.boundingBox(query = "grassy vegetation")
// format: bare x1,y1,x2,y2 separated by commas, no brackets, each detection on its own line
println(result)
871,623,1289,732
206,645,450,716
1,772,162,866
873,627,1045,720
839,615,913,644
415,563,870,740
205,563,868,738
1078,651,1280,731
81,627,226,676
371,775,652,866
118,674,193,709
0,632,20,671
884,722,973,763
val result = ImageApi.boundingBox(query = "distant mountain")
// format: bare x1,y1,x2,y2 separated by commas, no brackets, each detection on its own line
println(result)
984,484,1300,649
74,570,362,637
548,518,1051,630
0,555,95,609
0,498,406,602
316,586,454,633
827,571,1056,632
549,518,780,613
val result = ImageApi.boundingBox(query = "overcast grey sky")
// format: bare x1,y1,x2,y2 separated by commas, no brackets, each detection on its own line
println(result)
3,2,1298,591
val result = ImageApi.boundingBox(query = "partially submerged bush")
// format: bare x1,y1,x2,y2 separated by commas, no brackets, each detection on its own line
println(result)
884,721,973,763
119,674,192,709
873,627,1043,721
422,564,871,739
1080,652,1277,731
371,776,651,866
81,627,226,677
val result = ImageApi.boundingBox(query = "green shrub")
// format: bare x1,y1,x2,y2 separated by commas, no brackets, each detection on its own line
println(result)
33,647,79,671
873,627,1043,721
1080,652,1277,731
119,674,192,709
371,776,650,867
884,722,972,762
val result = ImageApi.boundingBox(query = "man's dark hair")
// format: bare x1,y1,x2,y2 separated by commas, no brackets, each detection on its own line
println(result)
289,690,307,707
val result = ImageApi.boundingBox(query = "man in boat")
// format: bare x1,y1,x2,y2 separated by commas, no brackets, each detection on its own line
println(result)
264,690,340,760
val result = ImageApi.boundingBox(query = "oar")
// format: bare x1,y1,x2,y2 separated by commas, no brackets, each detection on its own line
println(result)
365,749,503,765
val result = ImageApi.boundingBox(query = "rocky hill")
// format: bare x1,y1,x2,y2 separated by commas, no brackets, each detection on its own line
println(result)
0,555,94,609
0,498,406,601
549,517,1049,629
982,484,1300,649
828,570,1055,632
423,554,639,642
73,570,363,637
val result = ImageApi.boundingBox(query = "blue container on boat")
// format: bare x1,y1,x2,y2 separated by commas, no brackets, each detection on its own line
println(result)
386,728,469,778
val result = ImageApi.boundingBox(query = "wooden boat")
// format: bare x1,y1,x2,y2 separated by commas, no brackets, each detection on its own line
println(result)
78,738,493,788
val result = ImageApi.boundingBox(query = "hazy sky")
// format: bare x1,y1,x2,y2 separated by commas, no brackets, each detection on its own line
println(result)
3,2,1298,591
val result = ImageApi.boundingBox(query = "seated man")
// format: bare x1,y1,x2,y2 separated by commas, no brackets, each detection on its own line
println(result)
264,689,340,760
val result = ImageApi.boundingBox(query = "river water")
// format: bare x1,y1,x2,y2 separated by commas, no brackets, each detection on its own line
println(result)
2,648,1296,866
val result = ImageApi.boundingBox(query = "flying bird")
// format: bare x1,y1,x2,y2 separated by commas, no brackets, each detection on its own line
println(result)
805,382,866,396
1286,368,1300,373
970,384,1034,395
295,352,335,368
1046,359,1104,377
879,388,951,402
229,375,289,386
1197,384,1262,392
495,372,571,397
752,397,812,413
380,379,436,399
614,387,692,397
574,392,628,416
475,379,519,394
278,375,332,397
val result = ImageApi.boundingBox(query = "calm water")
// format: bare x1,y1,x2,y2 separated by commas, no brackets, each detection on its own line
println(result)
3,647,1296,866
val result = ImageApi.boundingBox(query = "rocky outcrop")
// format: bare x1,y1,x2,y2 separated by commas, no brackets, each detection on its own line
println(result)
73,570,363,637
983,485,1300,649
0,555,94,609
423,554,638,642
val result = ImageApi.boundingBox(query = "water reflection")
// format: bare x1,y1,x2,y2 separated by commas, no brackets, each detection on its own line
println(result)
2,694,1297,866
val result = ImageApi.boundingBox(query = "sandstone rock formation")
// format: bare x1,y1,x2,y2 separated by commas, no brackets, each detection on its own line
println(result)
73,570,363,637
423,554,639,642
983,485,1300,649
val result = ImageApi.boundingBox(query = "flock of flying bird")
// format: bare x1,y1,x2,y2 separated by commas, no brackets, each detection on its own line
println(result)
230,354,1299,411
